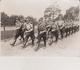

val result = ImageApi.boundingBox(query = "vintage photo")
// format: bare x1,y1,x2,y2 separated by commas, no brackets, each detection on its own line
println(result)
0,0,80,56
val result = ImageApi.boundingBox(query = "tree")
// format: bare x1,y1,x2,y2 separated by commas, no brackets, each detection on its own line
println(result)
9,15,19,26
55,14,64,21
44,4,61,25
1,12,24,27
74,6,79,21
1,12,9,31
64,6,79,21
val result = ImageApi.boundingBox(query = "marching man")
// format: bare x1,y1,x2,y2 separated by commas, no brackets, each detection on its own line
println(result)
35,17,47,51
23,18,35,48
11,18,24,46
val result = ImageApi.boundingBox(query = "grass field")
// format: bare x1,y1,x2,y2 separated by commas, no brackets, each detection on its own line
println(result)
1,30,15,40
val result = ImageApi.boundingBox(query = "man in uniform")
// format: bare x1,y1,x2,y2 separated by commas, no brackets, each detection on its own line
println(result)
11,18,24,46
56,16,64,39
35,17,47,51
46,20,59,45
23,18,35,48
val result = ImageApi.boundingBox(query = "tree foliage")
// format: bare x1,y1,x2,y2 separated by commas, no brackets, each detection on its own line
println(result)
64,6,79,21
44,4,61,20
1,12,9,26
1,12,38,27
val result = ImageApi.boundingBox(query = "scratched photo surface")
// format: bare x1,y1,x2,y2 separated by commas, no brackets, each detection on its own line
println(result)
0,0,80,56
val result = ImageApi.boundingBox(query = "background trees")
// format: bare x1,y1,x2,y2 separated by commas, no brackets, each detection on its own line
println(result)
1,12,19,26
1,12,9,26
1,12,25,31
1,12,38,27
44,4,61,21
1,5,79,29
64,6,79,22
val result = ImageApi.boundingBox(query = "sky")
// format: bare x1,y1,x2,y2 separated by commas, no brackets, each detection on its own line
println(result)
0,0,79,19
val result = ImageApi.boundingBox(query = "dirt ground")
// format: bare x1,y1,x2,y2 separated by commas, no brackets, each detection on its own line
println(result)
0,30,80,57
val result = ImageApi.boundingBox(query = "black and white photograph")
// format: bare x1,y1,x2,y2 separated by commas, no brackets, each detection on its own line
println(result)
0,0,80,56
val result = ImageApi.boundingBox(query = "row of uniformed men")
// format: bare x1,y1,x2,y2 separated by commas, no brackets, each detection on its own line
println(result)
11,17,76,50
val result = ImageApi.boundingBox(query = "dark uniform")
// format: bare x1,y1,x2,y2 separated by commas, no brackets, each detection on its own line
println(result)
11,20,24,46
56,20,64,39
47,22,59,45
36,20,47,50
